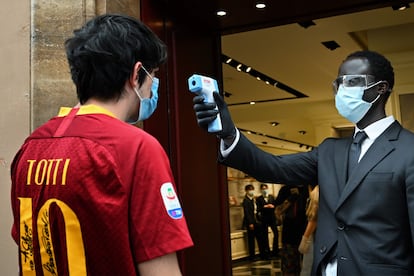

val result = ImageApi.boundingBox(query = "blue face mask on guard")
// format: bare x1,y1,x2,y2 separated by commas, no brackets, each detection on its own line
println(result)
129,67,159,124
333,75,382,124
335,85,380,123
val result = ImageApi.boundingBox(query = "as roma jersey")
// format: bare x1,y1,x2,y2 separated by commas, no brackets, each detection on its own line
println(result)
11,105,193,275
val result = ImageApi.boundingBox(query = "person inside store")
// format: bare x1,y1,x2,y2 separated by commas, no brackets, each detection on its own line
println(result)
274,184,308,276
11,14,193,276
242,184,267,260
192,50,414,275
256,183,280,259
299,184,319,276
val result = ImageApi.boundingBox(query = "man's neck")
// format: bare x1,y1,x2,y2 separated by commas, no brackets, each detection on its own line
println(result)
357,110,386,129
83,96,133,121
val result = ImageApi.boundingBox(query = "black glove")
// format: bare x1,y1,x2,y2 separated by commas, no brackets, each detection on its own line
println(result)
193,92,236,140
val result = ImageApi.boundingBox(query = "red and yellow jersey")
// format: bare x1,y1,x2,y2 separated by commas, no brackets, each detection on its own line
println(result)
11,105,193,275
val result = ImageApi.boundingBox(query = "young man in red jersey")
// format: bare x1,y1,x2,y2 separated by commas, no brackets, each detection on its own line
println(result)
11,14,193,275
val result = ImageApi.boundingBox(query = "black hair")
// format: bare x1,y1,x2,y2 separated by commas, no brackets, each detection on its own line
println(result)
65,14,167,104
245,184,254,191
346,50,394,92
260,183,268,189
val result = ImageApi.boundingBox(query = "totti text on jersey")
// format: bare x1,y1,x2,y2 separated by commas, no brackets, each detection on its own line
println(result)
26,158,70,185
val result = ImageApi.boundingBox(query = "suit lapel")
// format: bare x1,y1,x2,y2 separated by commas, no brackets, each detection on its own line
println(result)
335,122,401,211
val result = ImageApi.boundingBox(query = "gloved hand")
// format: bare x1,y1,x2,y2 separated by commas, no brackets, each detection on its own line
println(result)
298,235,312,254
193,92,236,140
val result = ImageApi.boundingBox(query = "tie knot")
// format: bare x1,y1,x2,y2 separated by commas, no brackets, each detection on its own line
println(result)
353,131,367,145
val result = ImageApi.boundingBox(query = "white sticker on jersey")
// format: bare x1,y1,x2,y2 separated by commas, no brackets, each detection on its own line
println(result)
160,182,183,219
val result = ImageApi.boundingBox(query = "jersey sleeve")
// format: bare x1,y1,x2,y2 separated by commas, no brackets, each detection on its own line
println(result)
128,136,193,263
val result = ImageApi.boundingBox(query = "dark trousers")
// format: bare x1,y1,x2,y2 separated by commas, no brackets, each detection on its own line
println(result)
267,222,279,255
258,221,279,257
247,223,267,259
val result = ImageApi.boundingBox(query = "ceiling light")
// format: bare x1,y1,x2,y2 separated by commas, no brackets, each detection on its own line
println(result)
250,101,256,105
321,40,340,51
392,3,410,10
299,130,307,135
298,20,316,29
238,128,314,150
270,122,279,126
221,54,309,103
255,1,266,9
216,10,227,16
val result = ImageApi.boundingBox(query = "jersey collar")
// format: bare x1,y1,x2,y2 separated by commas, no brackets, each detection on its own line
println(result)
58,104,116,118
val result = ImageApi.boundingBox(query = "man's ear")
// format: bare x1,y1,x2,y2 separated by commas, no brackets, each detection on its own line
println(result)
129,61,142,88
377,81,389,95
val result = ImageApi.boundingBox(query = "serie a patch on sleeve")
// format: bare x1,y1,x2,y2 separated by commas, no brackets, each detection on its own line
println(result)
160,182,183,219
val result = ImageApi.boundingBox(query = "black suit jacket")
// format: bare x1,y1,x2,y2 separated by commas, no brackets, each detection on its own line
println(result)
256,194,276,224
221,121,414,275
242,196,257,228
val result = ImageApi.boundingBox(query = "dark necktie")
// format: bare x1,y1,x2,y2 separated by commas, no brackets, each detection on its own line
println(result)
348,131,368,177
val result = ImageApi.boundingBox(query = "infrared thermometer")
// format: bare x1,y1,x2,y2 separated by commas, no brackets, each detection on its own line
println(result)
188,74,223,132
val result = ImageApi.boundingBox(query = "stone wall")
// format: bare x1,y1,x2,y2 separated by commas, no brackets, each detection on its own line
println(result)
31,0,140,129
0,1,30,274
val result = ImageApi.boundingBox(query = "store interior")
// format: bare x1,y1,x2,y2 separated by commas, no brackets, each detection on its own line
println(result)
221,4,414,273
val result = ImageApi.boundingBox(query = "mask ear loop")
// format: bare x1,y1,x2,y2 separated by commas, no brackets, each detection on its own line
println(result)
367,93,381,105
364,80,387,104
134,87,144,101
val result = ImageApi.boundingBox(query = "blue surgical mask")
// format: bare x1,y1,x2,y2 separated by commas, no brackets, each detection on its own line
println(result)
335,84,380,123
129,67,159,123
136,77,159,121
